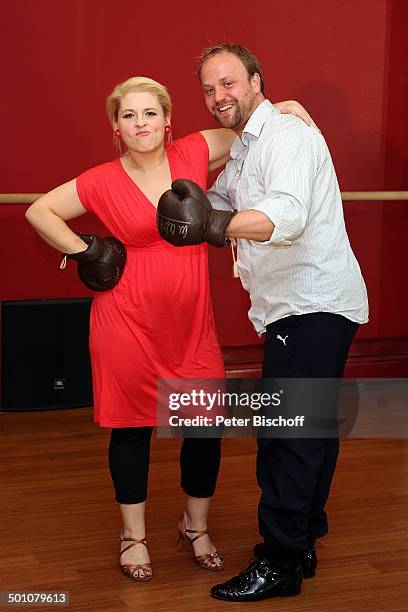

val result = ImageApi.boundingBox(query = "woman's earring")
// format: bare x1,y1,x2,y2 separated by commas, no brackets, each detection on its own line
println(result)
113,129,122,154
165,124,172,144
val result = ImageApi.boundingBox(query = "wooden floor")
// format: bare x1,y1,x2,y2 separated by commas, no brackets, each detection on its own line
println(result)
0,407,407,611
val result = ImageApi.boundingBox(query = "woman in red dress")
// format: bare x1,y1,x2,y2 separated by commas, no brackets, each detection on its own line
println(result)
25,76,315,582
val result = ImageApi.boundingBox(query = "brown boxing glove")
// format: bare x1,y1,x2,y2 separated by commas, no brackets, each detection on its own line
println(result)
157,179,236,247
61,234,127,291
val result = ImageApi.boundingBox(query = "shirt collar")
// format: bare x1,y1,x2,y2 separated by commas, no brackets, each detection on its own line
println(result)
242,99,278,141
230,99,278,157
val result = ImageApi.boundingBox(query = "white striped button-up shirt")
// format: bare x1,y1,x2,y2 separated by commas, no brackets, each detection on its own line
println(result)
207,99,369,335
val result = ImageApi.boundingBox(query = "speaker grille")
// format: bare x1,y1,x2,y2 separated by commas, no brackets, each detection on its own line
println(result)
1,299,93,411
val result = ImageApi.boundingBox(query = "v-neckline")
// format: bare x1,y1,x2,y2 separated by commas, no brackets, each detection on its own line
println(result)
116,146,174,212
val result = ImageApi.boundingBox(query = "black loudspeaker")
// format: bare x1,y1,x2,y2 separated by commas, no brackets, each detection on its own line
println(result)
1,298,93,411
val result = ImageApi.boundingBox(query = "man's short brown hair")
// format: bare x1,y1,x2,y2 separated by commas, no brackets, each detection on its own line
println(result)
197,43,265,94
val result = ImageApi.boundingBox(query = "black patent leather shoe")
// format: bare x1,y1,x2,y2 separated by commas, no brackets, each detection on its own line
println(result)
210,558,302,602
253,543,317,578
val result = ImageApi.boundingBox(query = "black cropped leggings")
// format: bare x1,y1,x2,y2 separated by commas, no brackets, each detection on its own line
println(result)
108,427,222,504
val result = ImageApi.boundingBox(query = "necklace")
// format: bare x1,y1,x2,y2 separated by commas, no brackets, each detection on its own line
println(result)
123,152,166,174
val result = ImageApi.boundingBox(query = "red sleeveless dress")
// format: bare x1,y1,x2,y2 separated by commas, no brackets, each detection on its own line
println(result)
76,133,225,427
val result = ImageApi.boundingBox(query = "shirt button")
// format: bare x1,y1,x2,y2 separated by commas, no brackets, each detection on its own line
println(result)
282,240,292,245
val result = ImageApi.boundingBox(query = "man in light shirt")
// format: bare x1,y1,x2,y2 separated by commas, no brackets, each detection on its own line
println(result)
197,43,369,601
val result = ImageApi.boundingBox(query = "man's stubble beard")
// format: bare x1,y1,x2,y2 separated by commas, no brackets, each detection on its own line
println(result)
214,89,257,131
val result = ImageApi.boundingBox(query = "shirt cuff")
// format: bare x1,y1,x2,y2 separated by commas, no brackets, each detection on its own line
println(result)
250,198,294,246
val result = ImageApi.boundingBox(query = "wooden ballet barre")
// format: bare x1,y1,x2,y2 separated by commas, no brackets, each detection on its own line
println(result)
0,194,44,204
341,191,408,201
0,191,407,204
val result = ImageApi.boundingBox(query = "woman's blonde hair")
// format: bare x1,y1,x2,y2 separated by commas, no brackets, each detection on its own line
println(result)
106,76,172,127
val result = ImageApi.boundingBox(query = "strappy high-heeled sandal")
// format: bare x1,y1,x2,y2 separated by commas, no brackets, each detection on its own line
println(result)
119,530,152,582
176,514,224,571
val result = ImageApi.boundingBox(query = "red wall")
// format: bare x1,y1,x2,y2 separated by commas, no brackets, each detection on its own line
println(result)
1,0,407,347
